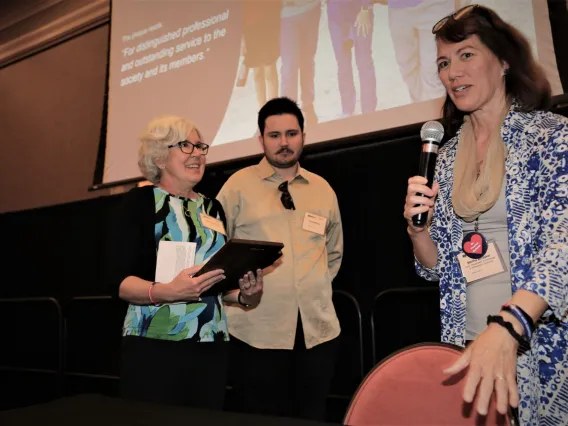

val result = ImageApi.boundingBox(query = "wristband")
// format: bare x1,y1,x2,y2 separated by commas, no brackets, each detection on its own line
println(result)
238,291,251,307
501,303,534,340
487,315,527,347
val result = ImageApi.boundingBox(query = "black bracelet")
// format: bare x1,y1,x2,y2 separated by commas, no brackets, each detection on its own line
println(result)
501,304,534,339
487,315,527,347
238,291,251,308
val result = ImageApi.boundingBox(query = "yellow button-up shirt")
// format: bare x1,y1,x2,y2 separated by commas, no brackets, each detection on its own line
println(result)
217,157,343,349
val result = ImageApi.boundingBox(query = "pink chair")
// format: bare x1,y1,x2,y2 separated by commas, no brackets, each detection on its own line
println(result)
344,343,518,426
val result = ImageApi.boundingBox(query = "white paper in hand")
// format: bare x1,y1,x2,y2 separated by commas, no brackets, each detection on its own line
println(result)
155,241,197,283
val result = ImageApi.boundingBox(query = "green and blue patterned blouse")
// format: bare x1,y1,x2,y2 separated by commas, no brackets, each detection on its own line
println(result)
122,187,229,342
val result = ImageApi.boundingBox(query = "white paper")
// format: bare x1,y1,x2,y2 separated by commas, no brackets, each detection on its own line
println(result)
155,241,197,283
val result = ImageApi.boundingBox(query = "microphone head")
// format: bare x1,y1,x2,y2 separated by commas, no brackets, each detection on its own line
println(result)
420,121,444,144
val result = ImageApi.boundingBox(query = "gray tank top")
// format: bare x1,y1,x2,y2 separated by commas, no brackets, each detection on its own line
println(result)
462,181,512,340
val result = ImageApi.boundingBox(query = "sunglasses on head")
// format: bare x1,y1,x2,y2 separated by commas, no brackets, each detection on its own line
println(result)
432,4,486,34
278,181,296,210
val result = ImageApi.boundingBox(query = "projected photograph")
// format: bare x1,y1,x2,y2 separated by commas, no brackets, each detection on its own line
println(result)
105,0,563,185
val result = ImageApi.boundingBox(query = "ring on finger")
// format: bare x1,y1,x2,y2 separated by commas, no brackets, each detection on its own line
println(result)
495,375,505,382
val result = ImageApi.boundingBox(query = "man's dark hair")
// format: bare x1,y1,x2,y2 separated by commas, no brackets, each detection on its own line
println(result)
258,97,305,135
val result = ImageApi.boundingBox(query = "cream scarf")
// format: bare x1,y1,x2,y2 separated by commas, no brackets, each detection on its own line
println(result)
452,107,509,222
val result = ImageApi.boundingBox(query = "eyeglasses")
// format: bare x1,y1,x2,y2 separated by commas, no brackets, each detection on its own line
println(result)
278,181,295,210
167,140,209,155
432,4,480,34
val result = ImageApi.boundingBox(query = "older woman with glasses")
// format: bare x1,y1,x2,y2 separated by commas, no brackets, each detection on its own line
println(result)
106,115,263,410
403,5,568,425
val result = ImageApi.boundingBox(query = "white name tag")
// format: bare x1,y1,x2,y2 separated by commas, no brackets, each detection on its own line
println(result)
302,212,327,235
457,240,507,284
199,213,226,235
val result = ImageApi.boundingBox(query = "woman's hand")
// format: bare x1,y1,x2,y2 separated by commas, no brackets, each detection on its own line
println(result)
239,269,263,306
167,265,226,302
403,176,439,235
443,323,520,416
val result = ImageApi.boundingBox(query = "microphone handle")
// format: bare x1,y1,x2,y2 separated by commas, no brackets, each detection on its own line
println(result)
412,147,438,227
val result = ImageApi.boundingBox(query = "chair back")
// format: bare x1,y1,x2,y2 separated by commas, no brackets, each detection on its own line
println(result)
344,343,516,426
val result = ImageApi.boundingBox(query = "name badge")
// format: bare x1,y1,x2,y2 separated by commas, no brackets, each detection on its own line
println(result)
199,213,226,235
457,240,507,284
302,212,327,235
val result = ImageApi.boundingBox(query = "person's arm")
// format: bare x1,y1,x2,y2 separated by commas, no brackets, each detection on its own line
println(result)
509,120,568,323
405,140,452,280
408,220,439,269
498,291,548,335
404,176,441,274
118,276,199,305
326,192,343,280
223,290,241,305
118,276,158,305
222,270,263,308
104,187,155,299
119,265,226,305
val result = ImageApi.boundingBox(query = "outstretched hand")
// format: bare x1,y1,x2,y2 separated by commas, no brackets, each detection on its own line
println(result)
443,323,520,416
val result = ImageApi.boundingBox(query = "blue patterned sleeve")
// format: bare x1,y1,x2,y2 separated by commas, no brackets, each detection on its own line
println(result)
522,118,568,321
414,143,451,282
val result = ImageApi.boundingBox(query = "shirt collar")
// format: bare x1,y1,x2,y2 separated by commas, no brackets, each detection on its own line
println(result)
256,157,310,183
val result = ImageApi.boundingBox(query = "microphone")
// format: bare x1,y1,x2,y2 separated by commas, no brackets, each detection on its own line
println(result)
412,121,445,227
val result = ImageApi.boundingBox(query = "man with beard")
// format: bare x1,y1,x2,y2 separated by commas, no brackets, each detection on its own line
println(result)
217,97,343,421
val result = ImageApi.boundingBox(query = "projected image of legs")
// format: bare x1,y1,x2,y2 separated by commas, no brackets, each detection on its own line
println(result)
242,1,281,111
387,0,453,103
280,1,322,127
327,0,377,118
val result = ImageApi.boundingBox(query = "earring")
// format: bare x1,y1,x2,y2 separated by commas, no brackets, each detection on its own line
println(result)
503,68,509,76
159,165,165,170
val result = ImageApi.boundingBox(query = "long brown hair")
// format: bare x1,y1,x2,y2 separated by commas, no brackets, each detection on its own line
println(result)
435,5,551,133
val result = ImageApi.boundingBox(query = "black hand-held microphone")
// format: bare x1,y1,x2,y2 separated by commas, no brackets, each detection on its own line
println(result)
412,121,445,227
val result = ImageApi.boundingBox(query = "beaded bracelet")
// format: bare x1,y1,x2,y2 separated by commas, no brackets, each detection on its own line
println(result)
501,303,534,340
487,315,527,347
148,281,162,306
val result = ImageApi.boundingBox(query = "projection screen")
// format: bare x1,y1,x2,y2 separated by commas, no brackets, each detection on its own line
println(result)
102,0,564,185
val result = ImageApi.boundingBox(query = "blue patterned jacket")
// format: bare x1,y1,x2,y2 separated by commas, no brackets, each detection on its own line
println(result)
415,104,568,425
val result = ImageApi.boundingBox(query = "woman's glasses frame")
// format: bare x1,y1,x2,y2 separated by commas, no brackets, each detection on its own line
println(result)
167,140,210,155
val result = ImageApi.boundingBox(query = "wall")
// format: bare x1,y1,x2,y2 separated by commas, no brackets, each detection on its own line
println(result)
0,24,111,213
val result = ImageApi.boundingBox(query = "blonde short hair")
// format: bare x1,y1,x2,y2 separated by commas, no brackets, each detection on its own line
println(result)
138,115,202,183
